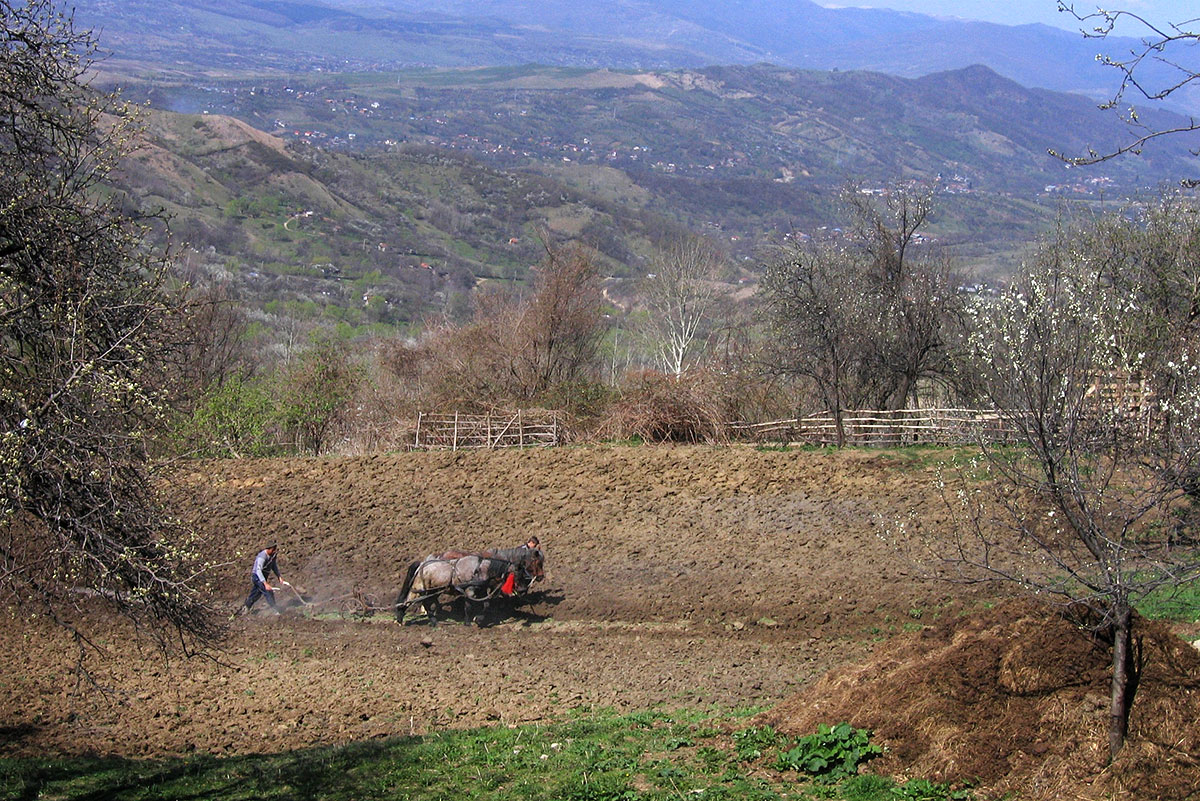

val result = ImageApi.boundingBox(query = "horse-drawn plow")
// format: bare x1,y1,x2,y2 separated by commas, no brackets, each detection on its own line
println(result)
335,587,383,619
272,548,546,626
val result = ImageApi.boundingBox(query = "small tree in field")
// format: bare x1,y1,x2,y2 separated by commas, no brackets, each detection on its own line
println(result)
0,0,221,649
946,199,1200,759
759,183,960,444
760,236,869,447
403,241,606,411
514,241,606,399
279,337,363,455
845,186,960,410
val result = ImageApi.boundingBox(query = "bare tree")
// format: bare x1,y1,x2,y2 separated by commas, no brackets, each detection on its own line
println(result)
515,241,606,398
760,236,869,447
1052,3,1199,168
759,184,961,444
845,185,961,410
410,241,606,410
172,275,254,408
941,200,1200,759
0,0,222,650
641,235,723,378
845,183,933,286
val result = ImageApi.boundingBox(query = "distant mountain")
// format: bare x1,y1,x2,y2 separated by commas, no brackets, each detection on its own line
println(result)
75,0,1199,114
122,62,1198,196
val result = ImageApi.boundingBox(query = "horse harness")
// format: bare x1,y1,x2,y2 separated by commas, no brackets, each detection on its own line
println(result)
416,553,532,602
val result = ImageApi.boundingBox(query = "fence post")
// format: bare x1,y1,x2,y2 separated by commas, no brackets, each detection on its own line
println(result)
519,409,525,447
415,412,423,449
453,411,459,451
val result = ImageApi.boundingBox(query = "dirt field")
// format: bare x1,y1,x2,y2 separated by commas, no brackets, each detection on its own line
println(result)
2,446,1197,798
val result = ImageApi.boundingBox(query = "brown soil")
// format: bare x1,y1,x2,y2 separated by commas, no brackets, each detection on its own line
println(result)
758,599,1200,800
2,446,1198,799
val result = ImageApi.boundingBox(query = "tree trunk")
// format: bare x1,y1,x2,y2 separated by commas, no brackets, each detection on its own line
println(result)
1108,604,1134,760
833,406,847,448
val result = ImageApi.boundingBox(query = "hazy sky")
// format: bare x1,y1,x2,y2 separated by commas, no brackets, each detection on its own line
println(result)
824,1,1197,33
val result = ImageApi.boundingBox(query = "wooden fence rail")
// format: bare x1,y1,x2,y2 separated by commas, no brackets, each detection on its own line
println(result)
728,408,1021,447
413,411,560,450
412,408,1022,450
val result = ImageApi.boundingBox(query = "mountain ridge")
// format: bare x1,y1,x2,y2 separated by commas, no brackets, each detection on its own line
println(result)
75,0,1200,114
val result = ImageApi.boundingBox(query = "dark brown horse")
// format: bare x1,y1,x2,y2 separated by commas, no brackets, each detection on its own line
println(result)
394,547,544,626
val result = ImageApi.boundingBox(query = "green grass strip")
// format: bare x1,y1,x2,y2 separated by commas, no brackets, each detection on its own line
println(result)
0,708,970,801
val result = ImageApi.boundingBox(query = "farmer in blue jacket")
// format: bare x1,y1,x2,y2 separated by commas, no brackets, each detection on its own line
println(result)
236,544,284,615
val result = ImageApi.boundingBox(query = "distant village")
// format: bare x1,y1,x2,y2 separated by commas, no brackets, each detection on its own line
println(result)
190,83,1123,202
192,85,921,190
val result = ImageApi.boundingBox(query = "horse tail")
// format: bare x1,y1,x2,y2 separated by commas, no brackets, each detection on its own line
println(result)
395,558,421,622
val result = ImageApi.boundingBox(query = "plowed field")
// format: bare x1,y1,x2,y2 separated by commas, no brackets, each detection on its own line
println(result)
4,446,1197,799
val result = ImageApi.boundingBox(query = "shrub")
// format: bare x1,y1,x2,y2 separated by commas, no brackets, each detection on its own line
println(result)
892,777,973,800
177,374,280,457
732,724,781,761
278,338,364,454
599,369,729,443
774,722,882,782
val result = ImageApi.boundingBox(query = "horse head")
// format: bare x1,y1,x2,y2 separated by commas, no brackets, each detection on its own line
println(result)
515,547,545,591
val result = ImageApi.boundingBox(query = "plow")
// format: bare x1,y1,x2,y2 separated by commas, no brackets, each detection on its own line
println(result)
273,581,387,620
335,587,382,619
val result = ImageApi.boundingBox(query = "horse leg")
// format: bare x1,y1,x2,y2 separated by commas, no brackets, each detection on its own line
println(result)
463,587,490,627
461,586,488,626
396,559,423,624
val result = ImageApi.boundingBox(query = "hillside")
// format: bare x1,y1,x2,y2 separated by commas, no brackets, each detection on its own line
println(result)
128,63,1195,194
118,110,681,329
108,63,1199,335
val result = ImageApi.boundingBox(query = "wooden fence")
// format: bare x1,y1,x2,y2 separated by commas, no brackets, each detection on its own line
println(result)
411,399,1164,450
728,408,1020,447
412,411,560,450
412,408,1021,450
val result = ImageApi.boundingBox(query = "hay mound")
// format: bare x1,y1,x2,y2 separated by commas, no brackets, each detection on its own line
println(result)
756,600,1200,800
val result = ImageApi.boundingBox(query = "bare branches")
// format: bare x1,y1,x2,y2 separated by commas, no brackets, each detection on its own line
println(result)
760,232,865,447
0,0,223,653
518,242,605,398
641,235,723,378
1050,120,1200,166
404,241,606,412
759,183,961,445
1052,3,1200,168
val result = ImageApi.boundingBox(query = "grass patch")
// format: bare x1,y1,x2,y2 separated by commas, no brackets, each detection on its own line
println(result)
1136,575,1200,622
754,443,797,452
0,710,973,801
